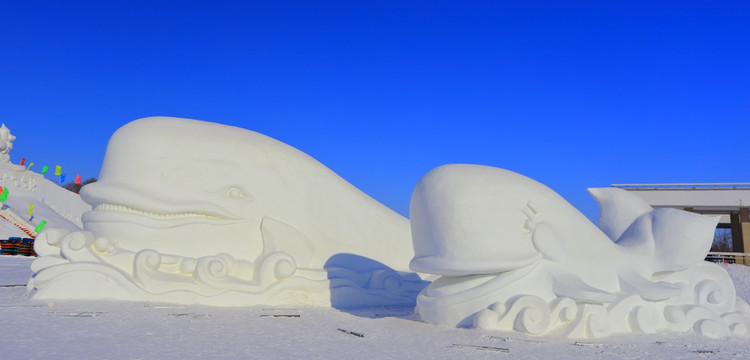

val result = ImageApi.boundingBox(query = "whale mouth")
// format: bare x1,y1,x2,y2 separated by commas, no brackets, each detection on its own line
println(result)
82,201,240,229
80,182,244,229
91,203,230,221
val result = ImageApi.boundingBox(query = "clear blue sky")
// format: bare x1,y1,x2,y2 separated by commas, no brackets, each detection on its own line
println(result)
1,1,748,221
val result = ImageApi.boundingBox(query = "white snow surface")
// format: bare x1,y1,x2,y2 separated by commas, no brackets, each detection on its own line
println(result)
1,256,750,359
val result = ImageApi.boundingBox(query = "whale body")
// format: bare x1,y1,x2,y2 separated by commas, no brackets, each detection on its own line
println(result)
80,116,413,270
28,117,424,306
409,164,749,338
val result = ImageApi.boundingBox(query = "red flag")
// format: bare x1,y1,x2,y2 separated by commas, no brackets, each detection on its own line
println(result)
20,158,25,166
75,174,81,184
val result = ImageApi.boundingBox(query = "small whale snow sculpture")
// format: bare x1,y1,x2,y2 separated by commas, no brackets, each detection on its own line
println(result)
410,164,750,338
28,117,425,307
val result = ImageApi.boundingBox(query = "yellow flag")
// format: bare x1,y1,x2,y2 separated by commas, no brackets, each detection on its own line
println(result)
55,165,62,176
29,202,34,215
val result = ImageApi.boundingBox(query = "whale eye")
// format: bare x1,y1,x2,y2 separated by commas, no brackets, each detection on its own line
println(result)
225,186,247,199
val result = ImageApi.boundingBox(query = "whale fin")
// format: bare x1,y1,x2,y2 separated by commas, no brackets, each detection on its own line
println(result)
260,217,314,268
588,187,653,242
552,271,617,303
619,271,683,301
650,208,719,271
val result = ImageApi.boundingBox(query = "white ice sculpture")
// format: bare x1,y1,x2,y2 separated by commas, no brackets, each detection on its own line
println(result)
410,164,750,339
28,117,425,307
0,123,16,162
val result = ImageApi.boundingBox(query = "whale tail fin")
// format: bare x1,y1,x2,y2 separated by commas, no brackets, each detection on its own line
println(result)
588,187,653,242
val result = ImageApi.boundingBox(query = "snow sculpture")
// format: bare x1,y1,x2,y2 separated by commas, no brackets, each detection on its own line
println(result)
0,123,16,162
29,117,425,306
410,164,750,339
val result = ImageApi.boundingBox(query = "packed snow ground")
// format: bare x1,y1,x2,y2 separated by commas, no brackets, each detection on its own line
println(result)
1,256,749,359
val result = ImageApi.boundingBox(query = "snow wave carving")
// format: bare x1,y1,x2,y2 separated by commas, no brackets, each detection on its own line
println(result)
28,117,424,307
410,164,750,338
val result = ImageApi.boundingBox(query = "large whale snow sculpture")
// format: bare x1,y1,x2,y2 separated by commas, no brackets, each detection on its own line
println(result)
410,164,750,338
28,117,425,306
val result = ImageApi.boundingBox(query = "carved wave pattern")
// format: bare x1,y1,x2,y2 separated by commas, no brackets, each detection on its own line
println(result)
473,287,750,339
28,229,422,307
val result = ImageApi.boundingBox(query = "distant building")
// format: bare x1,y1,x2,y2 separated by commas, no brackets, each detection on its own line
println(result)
613,183,750,254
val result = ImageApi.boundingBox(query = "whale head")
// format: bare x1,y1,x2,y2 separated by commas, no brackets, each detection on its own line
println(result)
80,117,285,260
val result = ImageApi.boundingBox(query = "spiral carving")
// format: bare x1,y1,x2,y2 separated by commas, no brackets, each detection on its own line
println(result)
194,255,231,286
474,295,553,335
59,231,98,263
135,249,162,271
695,278,732,312
550,297,577,326
259,252,297,283
630,305,659,334
512,296,551,335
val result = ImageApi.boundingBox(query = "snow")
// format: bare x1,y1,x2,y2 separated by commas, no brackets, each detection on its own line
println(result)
2,256,750,359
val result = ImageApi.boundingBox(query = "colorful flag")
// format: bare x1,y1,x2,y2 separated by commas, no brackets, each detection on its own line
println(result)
0,187,8,202
35,220,47,233
20,158,25,166
29,203,34,215
75,174,81,184
60,173,66,184
54,165,62,176
27,162,34,170
41,165,49,174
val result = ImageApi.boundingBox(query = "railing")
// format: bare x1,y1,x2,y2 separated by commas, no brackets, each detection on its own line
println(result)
705,252,750,265
612,183,750,190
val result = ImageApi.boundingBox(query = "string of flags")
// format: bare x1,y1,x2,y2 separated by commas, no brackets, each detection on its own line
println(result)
21,161,82,186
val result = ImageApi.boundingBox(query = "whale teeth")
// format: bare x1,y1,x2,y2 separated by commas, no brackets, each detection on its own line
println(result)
93,203,223,220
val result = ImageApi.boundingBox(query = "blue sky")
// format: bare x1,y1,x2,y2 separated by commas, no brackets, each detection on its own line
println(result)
1,1,748,221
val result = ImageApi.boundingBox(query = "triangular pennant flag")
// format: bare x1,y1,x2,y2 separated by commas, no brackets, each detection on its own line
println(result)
27,162,34,170
60,173,66,184
41,165,49,174
55,165,62,176
20,158,25,166
35,220,47,233
75,174,81,184
0,187,8,202
29,203,34,216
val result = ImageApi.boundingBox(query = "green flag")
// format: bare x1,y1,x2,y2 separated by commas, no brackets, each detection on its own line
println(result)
35,220,47,233
41,165,49,174
0,187,8,202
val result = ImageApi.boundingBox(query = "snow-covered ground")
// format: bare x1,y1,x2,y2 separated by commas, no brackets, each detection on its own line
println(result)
1,255,749,360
